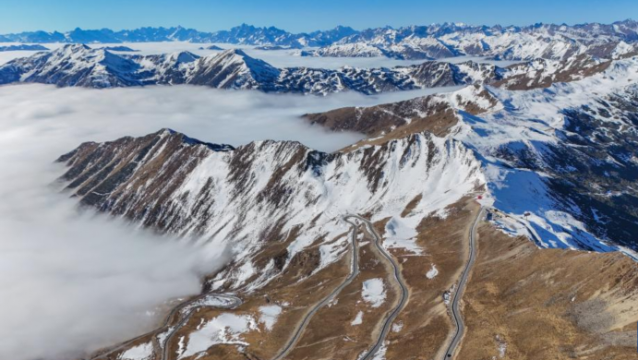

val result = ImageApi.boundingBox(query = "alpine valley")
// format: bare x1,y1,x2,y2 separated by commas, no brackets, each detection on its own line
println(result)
5,18,638,360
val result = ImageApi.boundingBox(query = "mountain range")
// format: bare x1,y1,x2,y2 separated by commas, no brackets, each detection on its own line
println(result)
0,44,626,94
7,18,638,360
2,20,638,61
0,24,358,47
58,58,638,254
56,55,638,359
302,19,638,60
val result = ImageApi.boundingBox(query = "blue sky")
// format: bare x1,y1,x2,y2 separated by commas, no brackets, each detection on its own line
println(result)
0,0,636,33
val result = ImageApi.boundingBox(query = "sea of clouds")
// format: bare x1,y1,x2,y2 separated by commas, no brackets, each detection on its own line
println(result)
0,41,522,69
0,82,459,359
0,41,427,69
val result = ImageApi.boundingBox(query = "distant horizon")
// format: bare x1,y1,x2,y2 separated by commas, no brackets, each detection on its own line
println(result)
1,0,637,34
2,17,636,35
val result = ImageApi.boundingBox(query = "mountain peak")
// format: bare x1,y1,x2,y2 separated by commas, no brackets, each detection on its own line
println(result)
146,128,236,152
60,43,92,51
212,48,279,71
155,127,177,136
156,128,239,152
219,48,250,57
187,48,281,88
168,51,199,64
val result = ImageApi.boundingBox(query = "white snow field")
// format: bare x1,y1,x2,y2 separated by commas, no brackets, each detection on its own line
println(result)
362,279,387,308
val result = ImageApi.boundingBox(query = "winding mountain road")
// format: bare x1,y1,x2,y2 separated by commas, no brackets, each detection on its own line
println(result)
88,293,241,360
352,215,409,360
271,216,361,360
160,294,242,360
441,207,484,360
272,215,408,360
90,208,482,360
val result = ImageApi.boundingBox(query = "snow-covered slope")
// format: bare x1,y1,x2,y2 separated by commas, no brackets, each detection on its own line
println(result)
321,32,632,61
455,59,638,252
302,39,456,60
324,20,638,61
0,44,614,94
301,43,390,58
305,84,500,137
307,57,638,252
0,45,485,93
0,24,357,47
0,44,144,88
57,128,484,290
2,20,636,60
186,49,281,89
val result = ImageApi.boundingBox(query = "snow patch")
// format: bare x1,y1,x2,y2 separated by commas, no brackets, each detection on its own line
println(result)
372,342,387,360
179,313,258,359
392,322,403,333
426,264,439,279
383,216,422,254
119,342,153,360
351,311,363,326
258,305,282,331
362,278,386,308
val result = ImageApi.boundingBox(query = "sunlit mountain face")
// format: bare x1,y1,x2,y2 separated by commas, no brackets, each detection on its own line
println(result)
2,16,638,360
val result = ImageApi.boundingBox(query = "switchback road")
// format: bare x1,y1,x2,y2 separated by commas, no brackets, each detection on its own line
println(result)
271,216,360,360
88,293,241,360
442,207,484,359
352,215,409,360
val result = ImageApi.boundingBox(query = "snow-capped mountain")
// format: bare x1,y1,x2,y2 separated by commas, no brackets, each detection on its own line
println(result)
0,44,618,94
56,122,638,359
0,24,357,47
0,44,473,92
300,38,458,60
0,44,144,88
2,20,637,61
319,20,638,60
0,44,485,92
306,58,638,252
100,45,138,52
55,124,491,360
308,31,638,61
49,35,638,360
305,84,501,137
57,128,483,287
56,56,638,266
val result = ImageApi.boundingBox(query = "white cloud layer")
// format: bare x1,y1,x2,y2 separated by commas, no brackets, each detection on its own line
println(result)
0,41,428,69
0,41,522,69
0,83,457,359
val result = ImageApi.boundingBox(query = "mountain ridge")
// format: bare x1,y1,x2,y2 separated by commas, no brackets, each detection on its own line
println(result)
306,58,638,252
54,125,638,359
0,44,620,94
50,57,638,360
3,19,637,45
2,20,637,62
